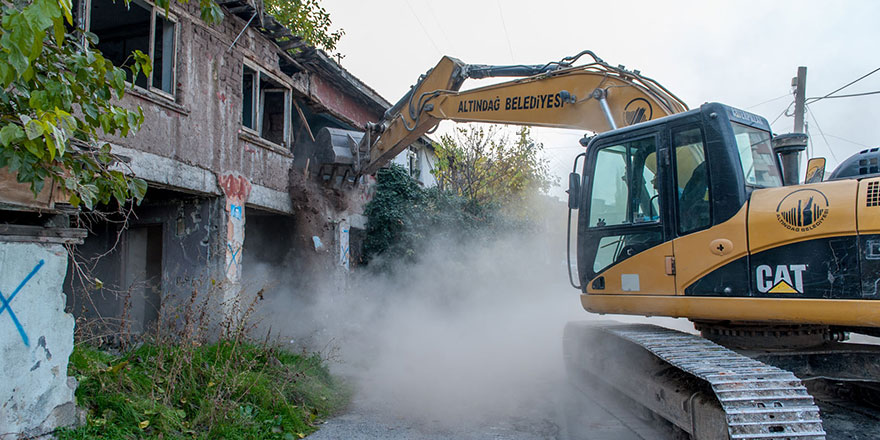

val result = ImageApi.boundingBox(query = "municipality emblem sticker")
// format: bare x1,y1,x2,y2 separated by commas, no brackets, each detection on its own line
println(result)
623,98,653,126
775,189,829,232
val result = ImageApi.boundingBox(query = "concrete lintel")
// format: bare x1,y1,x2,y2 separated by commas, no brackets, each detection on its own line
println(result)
0,225,87,245
110,145,221,196
247,184,294,215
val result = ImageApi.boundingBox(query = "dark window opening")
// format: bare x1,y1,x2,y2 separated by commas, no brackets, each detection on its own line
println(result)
89,0,177,95
90,0,151,87
242,66,256,129
261,87,286,145
152,14,175,94
242,66,290,148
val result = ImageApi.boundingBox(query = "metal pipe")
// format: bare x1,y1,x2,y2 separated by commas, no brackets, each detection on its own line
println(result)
594,89,617,130
226,12,258,54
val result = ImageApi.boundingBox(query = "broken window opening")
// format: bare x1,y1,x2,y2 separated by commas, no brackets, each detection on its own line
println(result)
152,13,176,94
242,66,257,129
408,147,421,180
88,0,178,97
241,64,291,149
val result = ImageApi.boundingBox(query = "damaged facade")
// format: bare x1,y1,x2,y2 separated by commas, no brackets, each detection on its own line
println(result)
60,0,438,330
1,0,433,350
0,1,433,436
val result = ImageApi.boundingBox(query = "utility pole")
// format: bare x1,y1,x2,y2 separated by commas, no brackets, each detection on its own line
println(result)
774,66,809,185
793,66,807,133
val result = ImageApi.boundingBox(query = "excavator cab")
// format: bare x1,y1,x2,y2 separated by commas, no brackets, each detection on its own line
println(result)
574,102,776,293
570,102,880,328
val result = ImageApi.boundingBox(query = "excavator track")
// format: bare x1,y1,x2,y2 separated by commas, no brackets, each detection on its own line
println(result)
609,324,826,440
563,321,834,439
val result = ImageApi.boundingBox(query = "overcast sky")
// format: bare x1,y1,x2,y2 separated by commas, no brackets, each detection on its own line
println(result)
323,0,880,188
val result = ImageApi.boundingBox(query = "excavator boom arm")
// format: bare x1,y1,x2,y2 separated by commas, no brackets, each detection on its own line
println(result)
360,52,688,174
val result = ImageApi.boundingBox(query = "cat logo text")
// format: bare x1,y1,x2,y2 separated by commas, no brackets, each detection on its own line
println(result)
756,264,807,294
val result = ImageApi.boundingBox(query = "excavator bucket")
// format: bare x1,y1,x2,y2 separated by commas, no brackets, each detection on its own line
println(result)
313,127,365,186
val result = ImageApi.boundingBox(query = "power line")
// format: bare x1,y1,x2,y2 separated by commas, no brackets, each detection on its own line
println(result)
496,0,515,63
806,66,880,105
808,90,880,100
402,0,442,56
805,105,839,163
746,93,792,109
423,1,455,54
823,133,873,149
770,103,792,126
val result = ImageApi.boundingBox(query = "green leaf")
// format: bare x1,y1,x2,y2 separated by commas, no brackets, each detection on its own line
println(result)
78,183,98,210
132,50,151,79
58,0,73,25
23,119,43,140
28,0,59,30
7,48,29,76
0,124,24,147
31,176,45,195
28,90,46,109
129,178,148,202
0,61,12,87
23,140,43,158
111,69,125,97
45,136,55,161
52,125,66,157
53,17,65,46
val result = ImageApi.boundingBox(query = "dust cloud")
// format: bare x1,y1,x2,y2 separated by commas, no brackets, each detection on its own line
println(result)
244,203,689,429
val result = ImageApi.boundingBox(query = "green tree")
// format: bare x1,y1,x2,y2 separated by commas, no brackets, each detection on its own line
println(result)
1,0,146,208
432,125,554,208
0,0,221,209
264,0,343,53
363,164,490,267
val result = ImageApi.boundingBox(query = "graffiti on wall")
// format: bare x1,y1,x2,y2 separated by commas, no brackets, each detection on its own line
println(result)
358,175,377,204
337,219,350,271
0,259,44,347
218,174,251,281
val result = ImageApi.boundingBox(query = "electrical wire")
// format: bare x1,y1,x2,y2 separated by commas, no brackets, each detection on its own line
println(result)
746,93,791,109
423,1,455,54
823,133,872,149
496,0,515,63
770,103,792,126
806,66,880,105
808,90,880,101
402,0,442,56
805,105,839,163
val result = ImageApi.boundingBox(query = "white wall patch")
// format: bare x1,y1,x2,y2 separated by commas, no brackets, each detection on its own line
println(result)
621,274,641,292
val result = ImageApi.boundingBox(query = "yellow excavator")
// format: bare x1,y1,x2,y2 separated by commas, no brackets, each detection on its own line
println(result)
319,51,880,439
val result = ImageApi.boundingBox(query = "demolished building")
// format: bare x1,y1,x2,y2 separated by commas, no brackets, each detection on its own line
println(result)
4,0,434,335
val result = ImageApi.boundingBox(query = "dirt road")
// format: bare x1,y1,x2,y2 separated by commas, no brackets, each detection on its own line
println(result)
309,380,665,440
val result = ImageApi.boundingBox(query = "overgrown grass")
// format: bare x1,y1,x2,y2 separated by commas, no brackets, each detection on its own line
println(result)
58,341,350,439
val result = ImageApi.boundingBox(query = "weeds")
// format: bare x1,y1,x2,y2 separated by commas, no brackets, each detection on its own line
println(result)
59,282,350,439
59,341,348,439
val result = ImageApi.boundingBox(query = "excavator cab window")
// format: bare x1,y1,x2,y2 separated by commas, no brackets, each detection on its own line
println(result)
588,137,660,227
585,135,664,273
672,125,711,234
732,123,782,188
